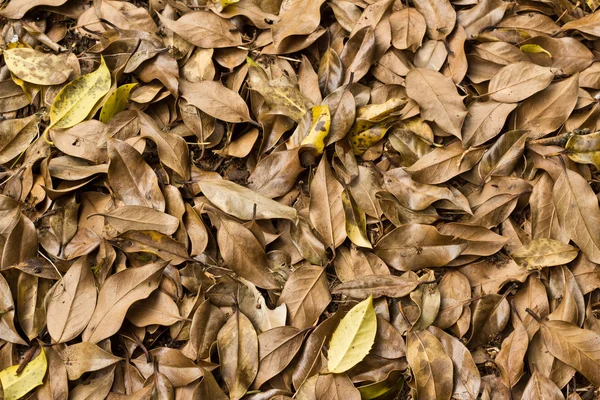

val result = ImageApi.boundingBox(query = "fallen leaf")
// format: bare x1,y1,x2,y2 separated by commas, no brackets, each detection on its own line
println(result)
406,329,453,400
4,48,71,85
328,295,377,373
487,61,554,103
217,310,258,400
0,347,47,400
48,56,111,130
82,261,168,343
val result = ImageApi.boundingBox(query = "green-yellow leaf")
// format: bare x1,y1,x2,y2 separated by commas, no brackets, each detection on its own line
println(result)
246,57,313,123
520,44,552,58
350,121,394,155
301,105,330,154
348,98,406,155
49,56,111,129
341,189,372,248
0,347,47,400
212,0,239,11
328,295,377,373
566,131,600,169
3,48,71,85
99,83,137,123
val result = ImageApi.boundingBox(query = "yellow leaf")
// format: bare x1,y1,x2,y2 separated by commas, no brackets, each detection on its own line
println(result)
350,122,393,155
565,131,600,169
213,0,240,11
0,348,47,400
99,83,137,123
301,105,330,154
328,295,377,373
341,189,372,248
49,56,111,129
520,44,552,58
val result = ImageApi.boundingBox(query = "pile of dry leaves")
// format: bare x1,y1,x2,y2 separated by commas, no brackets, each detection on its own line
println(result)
1,0,600,398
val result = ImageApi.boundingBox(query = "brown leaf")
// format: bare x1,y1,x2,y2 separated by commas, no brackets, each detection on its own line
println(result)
429,326,481,400
216,215,280,289
47,258,96,343
513,74,579,139
126,290,182,327
411,0,456,40
390,8,426,52
405,140,486,184
92,205,179,235
0,115,40,165
495,316,528,388
315,372,361,400
217,310,259,400
406,329,453,400
521,36,593,75
468,294,510,347
309,154,346,250
487,61,554,103
201,178,298,221
277,265,331,329
107,138,165,211
157,11,242,48
82,261,167,343
62,342,122,380
521,370,565,400
406,68,467,139
539,320,600,387
332,274,420,299
375,224,467,271
462,101,517,147
180,80,253,124
457,0,509,39
248,148,304,198
553,168,600,263
254,326,305,388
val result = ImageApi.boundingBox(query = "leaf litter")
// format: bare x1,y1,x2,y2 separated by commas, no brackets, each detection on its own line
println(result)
1,0,600,399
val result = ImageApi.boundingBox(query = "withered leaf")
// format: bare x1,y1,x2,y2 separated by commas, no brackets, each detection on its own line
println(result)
390,8,426,52
487,61,554,103
180,80,253,124
332,274,420,299
406,329,453,400
278,265,331,329
254,326,305,388
429,326,480,399
47,258,96,343
201,178,297,221
405,68,467,139
107,138,165,211
82,261,167,343
539,320,600,387
92,205,179,235
462,101,517,147
495,316,528,388
521,370,565,400
411,0,456,40
157,11,242,48
0,115,40,165
62,342,122,380
216,216,280,289
553,168,600,263
309,153,346,250
217,310,258,400
375,224,467,271
512,239,578,269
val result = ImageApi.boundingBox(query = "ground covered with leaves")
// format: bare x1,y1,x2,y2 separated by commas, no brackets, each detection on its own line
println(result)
1,0,600,399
